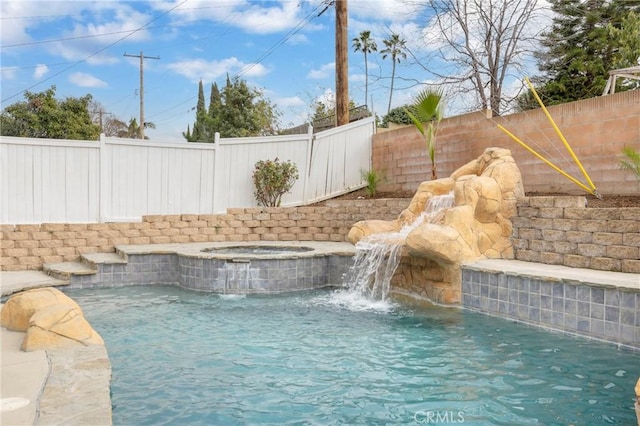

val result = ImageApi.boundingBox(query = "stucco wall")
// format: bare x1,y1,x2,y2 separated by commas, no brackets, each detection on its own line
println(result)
373,90,640,196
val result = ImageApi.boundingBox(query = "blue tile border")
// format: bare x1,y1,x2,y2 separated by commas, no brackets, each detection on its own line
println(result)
462,267,640,350
64,251,353,294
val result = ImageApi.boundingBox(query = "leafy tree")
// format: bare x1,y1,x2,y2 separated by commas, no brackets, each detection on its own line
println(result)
352,30,377,108
404,88,444,180
126,118,140,138
519,0,640,110
185,76,280,141
607,10,640,90
380,105,412,128
381,33,407,114
1,86,100,140
311,98,356,122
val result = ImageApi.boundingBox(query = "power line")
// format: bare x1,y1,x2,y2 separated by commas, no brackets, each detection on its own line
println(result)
0,25,170,49
0,0,188,105
147,1,326,123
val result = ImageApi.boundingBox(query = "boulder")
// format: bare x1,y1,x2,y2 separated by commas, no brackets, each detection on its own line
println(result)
21,304,104,352
349,147,524,304
1,287,79,332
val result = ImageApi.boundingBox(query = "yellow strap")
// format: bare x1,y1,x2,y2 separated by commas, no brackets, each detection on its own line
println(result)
524,77,597,191
497,124,597,195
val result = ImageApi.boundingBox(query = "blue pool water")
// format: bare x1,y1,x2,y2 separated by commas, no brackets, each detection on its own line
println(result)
68,286,639,425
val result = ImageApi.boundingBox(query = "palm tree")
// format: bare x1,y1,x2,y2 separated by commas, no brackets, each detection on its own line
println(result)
404,88,444,180
620,147,640,182
352,30,377,108
380,33,407,114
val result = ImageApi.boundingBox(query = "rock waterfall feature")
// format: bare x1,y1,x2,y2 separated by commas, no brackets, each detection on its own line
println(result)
348,147,524,304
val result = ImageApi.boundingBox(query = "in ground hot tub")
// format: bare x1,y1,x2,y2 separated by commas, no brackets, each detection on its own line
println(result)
170,242,355,294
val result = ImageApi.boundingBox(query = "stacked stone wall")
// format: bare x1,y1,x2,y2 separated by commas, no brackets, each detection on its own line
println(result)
0,199,409,271
512,197,640,273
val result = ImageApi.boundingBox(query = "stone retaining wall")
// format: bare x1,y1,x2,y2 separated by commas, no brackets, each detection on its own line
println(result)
3,196,639,274
0,199,409,271
512,197,640,273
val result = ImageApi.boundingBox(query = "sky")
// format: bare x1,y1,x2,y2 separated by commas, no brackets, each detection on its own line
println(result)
1,0,549,141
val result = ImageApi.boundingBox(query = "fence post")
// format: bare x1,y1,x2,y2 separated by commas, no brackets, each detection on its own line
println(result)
302,124,314,204
98,133,107,223
212,132,222,213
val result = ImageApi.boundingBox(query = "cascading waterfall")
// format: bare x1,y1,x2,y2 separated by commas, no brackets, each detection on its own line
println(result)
344,191,455,301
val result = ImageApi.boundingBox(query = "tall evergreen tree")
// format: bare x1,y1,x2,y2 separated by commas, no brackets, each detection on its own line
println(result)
519,0,640,110
183,76,279,141
208,82,222,133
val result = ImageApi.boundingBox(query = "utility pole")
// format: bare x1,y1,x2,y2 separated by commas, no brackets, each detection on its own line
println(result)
335,0,349,126
123,51,160,139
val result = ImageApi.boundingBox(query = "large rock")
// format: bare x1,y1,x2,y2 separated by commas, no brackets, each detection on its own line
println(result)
21,304,104,352
349,147,524,304
1,287,79,332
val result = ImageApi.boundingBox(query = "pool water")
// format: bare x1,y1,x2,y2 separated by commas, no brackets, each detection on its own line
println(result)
68,286,639,425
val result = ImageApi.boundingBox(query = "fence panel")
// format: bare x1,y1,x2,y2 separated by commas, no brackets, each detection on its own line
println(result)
102,138,216,221
1,137,99,224
213,133,311,212
1,120,374,223
304,117,374,203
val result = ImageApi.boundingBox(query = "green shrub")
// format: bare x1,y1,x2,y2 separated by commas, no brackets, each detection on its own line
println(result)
620,147,640,182
380,105,412,128
361,168,385,198
252,158,299,207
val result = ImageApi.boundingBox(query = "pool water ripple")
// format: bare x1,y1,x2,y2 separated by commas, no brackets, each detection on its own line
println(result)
68,286,640,425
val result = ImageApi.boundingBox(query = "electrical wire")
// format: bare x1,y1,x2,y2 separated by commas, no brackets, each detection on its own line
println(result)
0,0,190,105
146,1,327,123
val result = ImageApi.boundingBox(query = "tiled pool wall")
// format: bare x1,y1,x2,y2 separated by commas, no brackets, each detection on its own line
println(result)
63,253,354,294
461,268,639,350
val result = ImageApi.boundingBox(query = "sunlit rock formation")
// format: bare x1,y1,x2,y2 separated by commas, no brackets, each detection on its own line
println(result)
1,287,103,351
348,147,524,304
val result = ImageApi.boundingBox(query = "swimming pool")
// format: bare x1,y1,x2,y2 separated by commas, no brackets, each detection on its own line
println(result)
68,286,639,425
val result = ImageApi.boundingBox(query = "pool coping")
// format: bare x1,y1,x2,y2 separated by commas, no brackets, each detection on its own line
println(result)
461,259,640,350
2,250,639,424
463,259,640,291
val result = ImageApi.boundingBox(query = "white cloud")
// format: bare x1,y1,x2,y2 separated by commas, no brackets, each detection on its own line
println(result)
166,57,269,83
157,0,321,35
316,88,336,106
1,67,17,80
286,34,309,46
48,3,152,64
307,62,335,79
69,72,107,88
349,0,424,22
276,96,305,107
33,64,49,80
350,73,366,83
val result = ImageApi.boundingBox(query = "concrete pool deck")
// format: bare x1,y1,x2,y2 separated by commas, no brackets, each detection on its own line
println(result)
1,251,639,425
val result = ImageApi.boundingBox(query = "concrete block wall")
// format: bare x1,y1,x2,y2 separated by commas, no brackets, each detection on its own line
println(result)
512,197,640,273
373,90,640,196
0,199,410,271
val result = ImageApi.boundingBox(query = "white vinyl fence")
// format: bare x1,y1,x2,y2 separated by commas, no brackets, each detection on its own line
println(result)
1,118,375,224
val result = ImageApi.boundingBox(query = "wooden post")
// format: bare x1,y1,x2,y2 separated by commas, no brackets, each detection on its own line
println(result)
335,0,349,126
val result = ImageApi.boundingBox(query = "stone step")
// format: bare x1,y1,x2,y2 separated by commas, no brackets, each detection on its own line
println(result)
0,270,69,297
81,252,127,269
43,262,96,281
